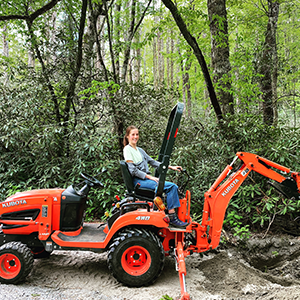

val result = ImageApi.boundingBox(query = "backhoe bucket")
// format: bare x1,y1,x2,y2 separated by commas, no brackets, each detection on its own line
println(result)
269,178,300,200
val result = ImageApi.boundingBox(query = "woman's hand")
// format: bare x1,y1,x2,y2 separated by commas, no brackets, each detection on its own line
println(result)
146,175,159,183
169,165,182,172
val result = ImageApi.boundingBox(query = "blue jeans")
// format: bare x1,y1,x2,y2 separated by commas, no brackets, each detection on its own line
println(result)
133,177,180,210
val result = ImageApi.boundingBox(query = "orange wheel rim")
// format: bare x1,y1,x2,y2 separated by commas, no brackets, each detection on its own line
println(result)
0,253,21,279
121,246,151,276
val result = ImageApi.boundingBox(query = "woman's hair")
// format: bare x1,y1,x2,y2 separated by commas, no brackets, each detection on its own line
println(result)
123,125,138,147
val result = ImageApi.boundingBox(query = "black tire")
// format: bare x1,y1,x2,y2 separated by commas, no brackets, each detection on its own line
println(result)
0,242,34,284
107,228,165,287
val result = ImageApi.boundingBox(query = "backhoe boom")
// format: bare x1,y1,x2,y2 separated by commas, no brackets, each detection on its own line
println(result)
192,152,300,251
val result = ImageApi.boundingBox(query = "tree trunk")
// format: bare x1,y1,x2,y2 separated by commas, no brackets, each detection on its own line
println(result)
153,29,158,87
28,49,35,68
178,46,192,117
207,0,234,116
90,0,124,152
176,41,181,93
63,0,88,156
179,53,186,106
96,15,106,73
157,32,164,86
185,62,192,118
170,34,174,88
115,3,121,80
259,0,279,126
2,25,9,86
83,8,94,85
166,37,170,88
182,58,192,118
272,41,278,126
121,0,152,82
233,21,241,113
122,0,136,83
134,32,141,82
26,19,61,126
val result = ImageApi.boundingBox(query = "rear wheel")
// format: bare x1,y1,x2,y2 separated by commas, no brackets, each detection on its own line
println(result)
0,242,34,284
107,228,165,287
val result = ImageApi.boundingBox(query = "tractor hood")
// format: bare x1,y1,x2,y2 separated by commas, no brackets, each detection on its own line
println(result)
6,189,65,201
1,189,65,212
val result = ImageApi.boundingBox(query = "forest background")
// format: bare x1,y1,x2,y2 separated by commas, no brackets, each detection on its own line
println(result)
1,0,300,237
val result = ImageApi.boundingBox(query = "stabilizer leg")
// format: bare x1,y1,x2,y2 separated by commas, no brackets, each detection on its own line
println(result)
175,241,190,300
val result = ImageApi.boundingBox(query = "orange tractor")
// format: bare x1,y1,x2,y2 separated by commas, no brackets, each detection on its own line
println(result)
0,103,300,300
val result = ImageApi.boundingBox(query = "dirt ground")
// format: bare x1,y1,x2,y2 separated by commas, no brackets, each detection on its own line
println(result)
3,233,300,300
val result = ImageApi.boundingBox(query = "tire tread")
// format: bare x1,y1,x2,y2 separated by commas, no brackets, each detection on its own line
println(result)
107,227,165,287
0,241,34,284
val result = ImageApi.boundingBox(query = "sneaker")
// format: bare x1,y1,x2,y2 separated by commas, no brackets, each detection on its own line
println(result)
169,213,188,228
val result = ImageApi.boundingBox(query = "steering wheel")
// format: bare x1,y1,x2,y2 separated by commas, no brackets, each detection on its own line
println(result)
80,172,104,188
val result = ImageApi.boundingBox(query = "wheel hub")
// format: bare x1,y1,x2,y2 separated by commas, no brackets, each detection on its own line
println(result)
121,246,151,276
132,253,140,260
9,260,16,267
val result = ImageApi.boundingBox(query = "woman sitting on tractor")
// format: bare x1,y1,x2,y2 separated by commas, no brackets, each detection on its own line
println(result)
123,125,188,228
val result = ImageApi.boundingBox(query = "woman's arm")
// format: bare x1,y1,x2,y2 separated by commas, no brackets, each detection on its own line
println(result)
124,146,148,179
126,161,148,180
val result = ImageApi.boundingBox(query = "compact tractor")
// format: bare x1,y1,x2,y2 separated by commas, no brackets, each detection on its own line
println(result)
1,103,300,300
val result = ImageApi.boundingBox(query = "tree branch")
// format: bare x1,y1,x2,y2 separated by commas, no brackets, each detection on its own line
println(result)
122,0,152,81
132,0,152,39
26,19,61,125
104,0,118,83
161,0,223,121
88,0,109,81
64,0,88,123
0,0,61,22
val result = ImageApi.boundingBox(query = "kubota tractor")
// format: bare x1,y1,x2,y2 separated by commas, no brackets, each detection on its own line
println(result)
1,103,300,300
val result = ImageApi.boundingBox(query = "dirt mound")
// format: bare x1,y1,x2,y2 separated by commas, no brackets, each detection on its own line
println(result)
188,249,300,299
242,235,300,280
192,251,272,296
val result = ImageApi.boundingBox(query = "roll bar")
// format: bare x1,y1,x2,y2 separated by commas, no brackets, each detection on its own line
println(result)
155,103,184,197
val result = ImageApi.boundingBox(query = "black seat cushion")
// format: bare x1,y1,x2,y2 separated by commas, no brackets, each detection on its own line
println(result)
136,188,155,199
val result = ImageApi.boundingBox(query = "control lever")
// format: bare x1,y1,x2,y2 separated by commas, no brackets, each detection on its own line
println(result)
134,182,141,192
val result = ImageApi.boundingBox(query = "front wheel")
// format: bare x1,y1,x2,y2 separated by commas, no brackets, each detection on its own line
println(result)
107,228,165,287
0,242,34,284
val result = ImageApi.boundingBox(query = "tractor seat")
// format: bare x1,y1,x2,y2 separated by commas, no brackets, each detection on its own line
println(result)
120,160,155,201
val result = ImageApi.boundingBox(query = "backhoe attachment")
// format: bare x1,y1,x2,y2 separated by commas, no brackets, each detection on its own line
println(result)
200,152,300,250
173,152,300,300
